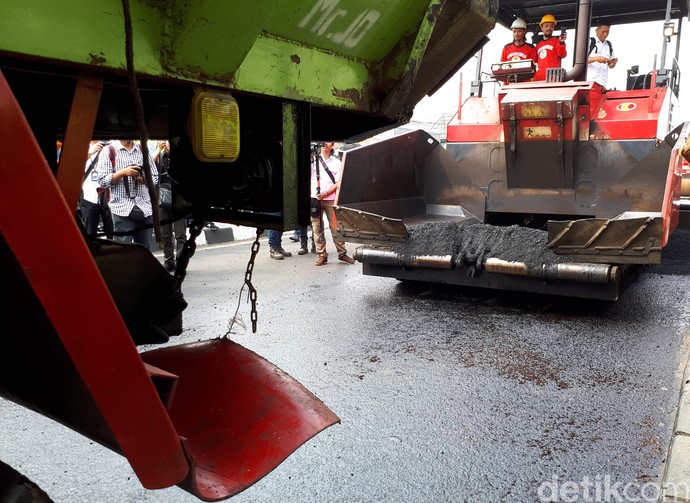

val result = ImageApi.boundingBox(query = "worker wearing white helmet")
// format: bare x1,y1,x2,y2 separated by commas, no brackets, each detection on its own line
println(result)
533,14,567,80
501,18,535,62
511,18,527,30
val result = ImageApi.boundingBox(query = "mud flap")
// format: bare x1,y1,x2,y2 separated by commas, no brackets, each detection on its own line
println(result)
141,338,340,501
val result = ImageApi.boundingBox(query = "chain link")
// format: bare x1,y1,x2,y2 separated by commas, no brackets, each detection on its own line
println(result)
245,232,261,332
225,228,262,337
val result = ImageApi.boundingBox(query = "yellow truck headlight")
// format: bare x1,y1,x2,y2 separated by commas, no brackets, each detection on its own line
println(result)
191,90,240,162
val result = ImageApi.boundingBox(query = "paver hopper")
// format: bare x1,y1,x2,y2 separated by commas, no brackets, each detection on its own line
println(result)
334,0,690,300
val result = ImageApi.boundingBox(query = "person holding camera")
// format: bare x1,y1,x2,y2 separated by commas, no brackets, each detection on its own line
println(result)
310,142,355,266
96,139,158,247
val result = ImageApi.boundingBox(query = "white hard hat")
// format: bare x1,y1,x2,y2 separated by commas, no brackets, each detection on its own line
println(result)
511,18,527,30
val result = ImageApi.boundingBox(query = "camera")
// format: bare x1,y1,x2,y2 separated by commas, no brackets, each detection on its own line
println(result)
310,142,325,156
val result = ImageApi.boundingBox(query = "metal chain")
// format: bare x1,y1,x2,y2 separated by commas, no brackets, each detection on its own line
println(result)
225,228,262,337
245,230,261,332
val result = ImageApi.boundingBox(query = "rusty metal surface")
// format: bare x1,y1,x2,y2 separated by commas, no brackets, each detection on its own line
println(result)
445,135,670,220
338,129,486,222
333,206,409,243
547,214,664,264
361,262,623,300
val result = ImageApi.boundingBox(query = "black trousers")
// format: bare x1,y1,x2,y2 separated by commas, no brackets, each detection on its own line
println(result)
81,199,113,238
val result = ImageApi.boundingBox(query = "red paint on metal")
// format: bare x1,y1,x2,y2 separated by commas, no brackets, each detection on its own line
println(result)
660,137,686,245
142,339,340,501
0,70,189,489
446,123,502,142
447,97,501,142
56,75,103,210
594,88,666,140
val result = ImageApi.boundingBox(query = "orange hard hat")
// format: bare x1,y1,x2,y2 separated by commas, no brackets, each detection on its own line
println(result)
540,14,557,26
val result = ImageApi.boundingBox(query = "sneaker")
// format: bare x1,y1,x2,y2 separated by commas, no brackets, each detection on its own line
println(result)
163,259,176,272
205,222,219,230
270,248,284,260
315,256,327,266
288,235,300,242
297,246,308,255
339,254,355,264
278,248,292,257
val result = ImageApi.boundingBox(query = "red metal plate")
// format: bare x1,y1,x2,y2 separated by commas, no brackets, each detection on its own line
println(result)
142,338,340,501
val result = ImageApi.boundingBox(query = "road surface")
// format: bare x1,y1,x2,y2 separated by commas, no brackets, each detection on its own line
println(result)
1,230,689,502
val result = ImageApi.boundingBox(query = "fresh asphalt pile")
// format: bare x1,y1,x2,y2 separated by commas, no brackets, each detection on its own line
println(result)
390,222,573,269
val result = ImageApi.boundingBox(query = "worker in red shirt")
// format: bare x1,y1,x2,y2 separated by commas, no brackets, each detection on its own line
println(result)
533,14,567,81
501,18,535,62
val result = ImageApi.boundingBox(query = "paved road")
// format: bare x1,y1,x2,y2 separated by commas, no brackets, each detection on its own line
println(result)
1,230,689,502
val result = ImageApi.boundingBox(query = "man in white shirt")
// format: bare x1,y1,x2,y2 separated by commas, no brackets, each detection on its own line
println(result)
587,22,618,116
310,142,355,266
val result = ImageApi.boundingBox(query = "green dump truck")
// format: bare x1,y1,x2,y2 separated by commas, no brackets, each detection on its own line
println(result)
0,1,497,500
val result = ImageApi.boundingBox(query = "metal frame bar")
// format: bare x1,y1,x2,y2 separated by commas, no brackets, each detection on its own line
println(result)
0,69,189,489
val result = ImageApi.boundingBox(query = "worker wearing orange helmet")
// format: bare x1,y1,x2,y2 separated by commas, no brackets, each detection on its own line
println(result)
533,14,567,80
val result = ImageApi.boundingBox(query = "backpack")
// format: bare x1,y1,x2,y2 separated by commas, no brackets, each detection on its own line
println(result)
589,37,613,56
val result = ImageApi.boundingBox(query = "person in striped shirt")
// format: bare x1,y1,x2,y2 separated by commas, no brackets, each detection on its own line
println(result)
96,139,158,247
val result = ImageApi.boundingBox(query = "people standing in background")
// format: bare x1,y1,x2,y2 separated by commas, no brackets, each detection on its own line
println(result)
289,227,311,255
310,142,355,266
268,230,293,260
80,141,113,238
533,14,567,81
96,140,158,247
153,140,187,272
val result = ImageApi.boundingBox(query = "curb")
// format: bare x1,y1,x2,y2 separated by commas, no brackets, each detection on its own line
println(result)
150,224,258,252
661,358,690,502
198,224,259,246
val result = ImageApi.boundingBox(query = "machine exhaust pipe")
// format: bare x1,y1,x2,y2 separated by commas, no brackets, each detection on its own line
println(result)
565,0,593,81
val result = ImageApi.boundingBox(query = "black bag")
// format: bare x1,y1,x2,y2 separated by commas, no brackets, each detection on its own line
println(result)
310,197,321,218
128,205,146,221
159,185,172,211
